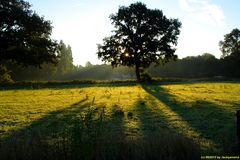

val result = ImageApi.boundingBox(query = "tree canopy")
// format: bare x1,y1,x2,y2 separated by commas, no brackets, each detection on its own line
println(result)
97,2,181,81
219,28,240,77
7,40,75,81
0,0,58,67
219,28,240,58
56,40,74,75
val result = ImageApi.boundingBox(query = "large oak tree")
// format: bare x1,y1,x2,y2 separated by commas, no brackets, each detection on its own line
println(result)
97,2,181,81
0,0,58,67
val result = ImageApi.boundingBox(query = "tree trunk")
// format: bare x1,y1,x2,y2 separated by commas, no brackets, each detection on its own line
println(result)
135,64,141,82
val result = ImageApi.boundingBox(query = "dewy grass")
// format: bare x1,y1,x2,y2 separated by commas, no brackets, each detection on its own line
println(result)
0,82,239,159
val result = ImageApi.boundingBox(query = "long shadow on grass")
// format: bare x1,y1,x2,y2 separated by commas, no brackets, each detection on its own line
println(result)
0,97,94,160
96,99,201,160
133,97,201,159
134,98,172,135
0,95,129,160
141,84,237,155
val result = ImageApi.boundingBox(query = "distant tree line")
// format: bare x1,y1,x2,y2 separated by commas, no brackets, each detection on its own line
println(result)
4,28,240,81
7,40,75,81
6,51,240,81
148,53,221,78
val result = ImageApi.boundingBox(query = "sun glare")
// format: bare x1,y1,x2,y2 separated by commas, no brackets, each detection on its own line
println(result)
124,53,129,57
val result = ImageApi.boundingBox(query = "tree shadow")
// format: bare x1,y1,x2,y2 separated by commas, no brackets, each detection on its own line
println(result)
132,96,201,159
96,98,200,160
1,83,236,159
0,95,129,160
134,98,172,135
0,97,93,160
141,84,237,155
0,90,201,160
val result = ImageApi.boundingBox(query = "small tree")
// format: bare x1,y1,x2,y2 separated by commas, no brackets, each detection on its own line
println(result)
0,65,13,83
97,2,181,81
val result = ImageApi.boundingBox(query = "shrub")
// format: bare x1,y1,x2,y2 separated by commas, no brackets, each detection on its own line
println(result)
0,65,13,83
140,72,152,81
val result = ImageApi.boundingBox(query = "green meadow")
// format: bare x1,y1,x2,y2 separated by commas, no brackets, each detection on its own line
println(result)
0,81,240,159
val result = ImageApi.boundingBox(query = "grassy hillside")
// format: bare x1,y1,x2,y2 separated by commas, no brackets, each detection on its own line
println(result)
0,82,239,159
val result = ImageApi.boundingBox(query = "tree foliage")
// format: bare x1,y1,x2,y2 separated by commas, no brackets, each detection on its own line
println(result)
7,40,74,81
219,28,240,77
56,40,74,75
8,52,240,81
0,65,13,82
148,53,221,78
97,2,181,81
85,61,93,68
219,28,240,58
0,0,58,67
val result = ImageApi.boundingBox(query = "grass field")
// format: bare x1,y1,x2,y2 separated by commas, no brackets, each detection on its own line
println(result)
0,81,240,159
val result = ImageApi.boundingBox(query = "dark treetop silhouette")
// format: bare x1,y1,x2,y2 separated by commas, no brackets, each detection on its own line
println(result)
0,0,58,67
219,28,240,58
219,28,240,77
97,2,181,81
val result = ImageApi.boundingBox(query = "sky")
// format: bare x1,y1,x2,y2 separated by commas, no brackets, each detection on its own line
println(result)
27,0,240,66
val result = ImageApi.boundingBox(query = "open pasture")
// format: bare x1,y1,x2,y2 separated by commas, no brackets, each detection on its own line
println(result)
0,82,240,159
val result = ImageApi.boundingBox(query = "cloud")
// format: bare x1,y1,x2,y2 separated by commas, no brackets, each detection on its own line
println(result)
178,0,225,27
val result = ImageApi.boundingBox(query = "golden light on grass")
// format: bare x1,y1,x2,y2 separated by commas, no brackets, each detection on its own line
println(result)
0,82,239,154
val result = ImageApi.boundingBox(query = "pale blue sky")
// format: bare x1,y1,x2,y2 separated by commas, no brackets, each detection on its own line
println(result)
27,0,240,65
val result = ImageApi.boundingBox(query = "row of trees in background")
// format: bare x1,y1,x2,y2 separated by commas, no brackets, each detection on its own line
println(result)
149,28,240,78
8,40,75,81
149,53,222,78
7,52,239,81
2,25,240,81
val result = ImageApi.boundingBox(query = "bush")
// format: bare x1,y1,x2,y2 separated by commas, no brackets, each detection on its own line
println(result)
140,72,152,81
0,65,13,83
